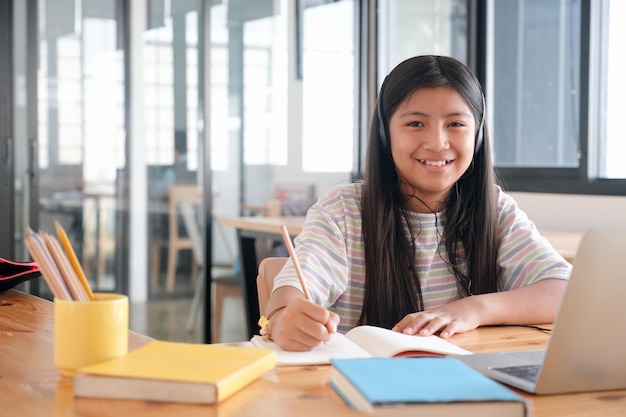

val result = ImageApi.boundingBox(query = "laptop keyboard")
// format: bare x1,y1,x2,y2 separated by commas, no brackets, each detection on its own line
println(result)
492,364,541,383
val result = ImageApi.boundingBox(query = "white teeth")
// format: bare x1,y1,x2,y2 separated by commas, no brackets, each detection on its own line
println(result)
420,160,449,167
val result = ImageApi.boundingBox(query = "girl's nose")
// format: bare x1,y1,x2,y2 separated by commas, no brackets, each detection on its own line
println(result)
423,126,450,151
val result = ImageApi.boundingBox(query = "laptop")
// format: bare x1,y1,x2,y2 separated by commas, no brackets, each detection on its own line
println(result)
455,228,626,395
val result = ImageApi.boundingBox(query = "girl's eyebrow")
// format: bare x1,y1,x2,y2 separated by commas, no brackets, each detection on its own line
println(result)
397,110,473,119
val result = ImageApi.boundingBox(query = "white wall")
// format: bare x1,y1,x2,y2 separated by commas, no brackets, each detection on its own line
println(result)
510,192,626,232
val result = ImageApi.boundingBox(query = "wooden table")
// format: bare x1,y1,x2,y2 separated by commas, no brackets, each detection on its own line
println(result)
218,216,305,337
2,289,625,416
219,215,582,338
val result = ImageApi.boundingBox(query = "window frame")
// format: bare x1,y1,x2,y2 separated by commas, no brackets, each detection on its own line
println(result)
483,0,626,196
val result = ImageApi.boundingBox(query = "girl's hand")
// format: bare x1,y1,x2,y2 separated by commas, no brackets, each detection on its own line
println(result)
270,298,340,351
391,279,567,338
391,297,482,338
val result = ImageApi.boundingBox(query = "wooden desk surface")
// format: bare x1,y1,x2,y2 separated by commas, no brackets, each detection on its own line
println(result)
2,289,625,416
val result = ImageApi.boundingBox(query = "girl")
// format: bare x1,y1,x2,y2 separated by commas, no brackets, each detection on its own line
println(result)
264,55,571,351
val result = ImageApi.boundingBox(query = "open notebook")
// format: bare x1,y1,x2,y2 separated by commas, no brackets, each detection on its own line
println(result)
251,325,470,366
455,228,626,395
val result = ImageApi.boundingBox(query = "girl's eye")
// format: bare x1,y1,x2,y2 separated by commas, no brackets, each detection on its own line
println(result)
449,121,465,127
408,121,424,127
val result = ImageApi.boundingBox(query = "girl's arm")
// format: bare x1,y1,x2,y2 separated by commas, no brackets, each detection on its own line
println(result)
392,278,567,338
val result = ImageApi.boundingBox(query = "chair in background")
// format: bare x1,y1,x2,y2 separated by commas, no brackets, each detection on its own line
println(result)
256,257,288,314
179,197,242,341
274,183,316,201
241,183,316,216
151,184,202,294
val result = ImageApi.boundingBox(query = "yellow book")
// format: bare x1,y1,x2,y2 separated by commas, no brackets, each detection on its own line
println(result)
73,340,276,404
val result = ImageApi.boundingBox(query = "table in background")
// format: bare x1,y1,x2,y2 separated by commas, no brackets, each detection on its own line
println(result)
539,230,583,264
2,289,625,416
219,215,582,338
218,216,305,338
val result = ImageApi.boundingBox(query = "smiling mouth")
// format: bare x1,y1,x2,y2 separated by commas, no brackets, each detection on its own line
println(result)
419,160,451,167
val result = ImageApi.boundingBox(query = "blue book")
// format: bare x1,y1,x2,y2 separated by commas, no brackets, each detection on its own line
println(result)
330,357,527,416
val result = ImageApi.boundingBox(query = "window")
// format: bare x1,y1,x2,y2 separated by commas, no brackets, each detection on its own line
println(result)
142,8,200,172
378,0,468,72
490,0,626,194
491,0,580,169
243,14,288,166
301,0,356,173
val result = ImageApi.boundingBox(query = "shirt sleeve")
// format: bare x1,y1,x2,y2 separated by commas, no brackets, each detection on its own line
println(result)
272,187,353,307
496,188,572,290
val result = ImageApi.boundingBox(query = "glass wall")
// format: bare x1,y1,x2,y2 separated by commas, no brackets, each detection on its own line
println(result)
32,0,214,342
37,0,124,296
207,0,286,239
143,3,201,297
13,0,359,344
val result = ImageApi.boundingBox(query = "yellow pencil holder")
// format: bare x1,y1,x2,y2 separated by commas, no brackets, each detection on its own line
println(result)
54,293,129,377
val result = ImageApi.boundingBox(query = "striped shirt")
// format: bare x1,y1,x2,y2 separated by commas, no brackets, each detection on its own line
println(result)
273,182,572,333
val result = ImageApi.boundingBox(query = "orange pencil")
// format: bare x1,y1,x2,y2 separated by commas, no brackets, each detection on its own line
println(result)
280,225,334,341
280,225,312,300
54,220,94,300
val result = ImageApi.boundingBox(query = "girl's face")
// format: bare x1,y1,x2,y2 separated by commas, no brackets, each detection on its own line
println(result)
389,86,477,212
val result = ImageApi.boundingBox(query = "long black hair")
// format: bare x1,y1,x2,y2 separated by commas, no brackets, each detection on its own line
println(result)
359,55,500,328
